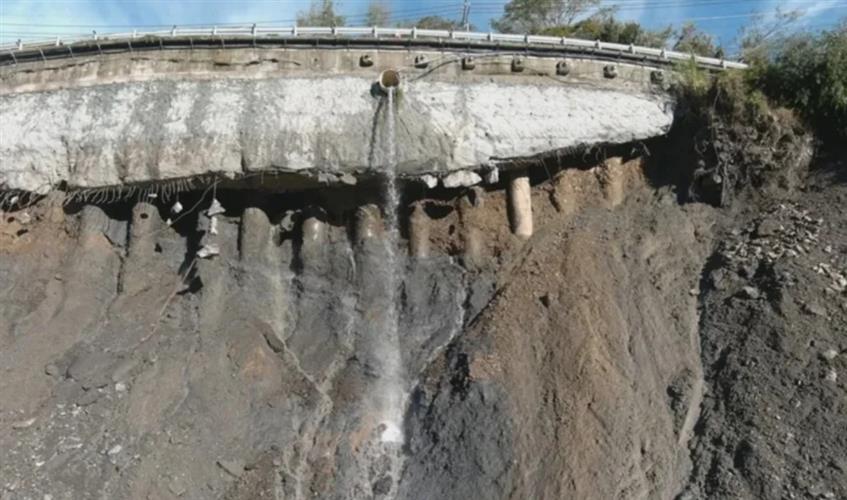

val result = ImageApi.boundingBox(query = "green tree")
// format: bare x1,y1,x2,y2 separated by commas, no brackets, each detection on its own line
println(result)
673,22,719,57
395,15,468,30
492,0,601,34
297,0,345,26
365,1,390,26
408,15,466,30
542,11,672,47
752,24,847,139
737,9,803,59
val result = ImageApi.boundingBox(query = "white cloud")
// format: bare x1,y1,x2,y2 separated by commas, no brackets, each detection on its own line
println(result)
599,0,688,28
1,0,137,43
760,0,846,24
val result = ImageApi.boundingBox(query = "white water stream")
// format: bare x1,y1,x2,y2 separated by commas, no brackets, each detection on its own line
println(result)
376,87,406,445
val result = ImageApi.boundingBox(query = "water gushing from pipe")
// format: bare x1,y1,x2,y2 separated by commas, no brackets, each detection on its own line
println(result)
353,86,406,498
377,87,406,446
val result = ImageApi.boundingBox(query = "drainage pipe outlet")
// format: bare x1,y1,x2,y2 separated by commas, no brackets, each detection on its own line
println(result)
378,69,401,93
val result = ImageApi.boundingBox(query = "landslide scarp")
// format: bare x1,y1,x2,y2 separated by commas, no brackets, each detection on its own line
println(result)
0,150,720,499
0,131,844,500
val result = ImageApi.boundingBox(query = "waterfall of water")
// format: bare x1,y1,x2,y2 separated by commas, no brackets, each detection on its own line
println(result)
377,87,406,445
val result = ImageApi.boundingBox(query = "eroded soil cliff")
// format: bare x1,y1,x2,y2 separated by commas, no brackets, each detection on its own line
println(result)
0,145,844,499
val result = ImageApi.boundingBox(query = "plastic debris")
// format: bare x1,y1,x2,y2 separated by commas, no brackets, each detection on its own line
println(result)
196,244,220,259
279,211,296,232
171,201,183,214
484,167,500,184
207,198,225,216
419,175,438,189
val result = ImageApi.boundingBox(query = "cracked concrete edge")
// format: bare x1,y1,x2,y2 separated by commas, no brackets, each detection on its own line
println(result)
0,55,674,195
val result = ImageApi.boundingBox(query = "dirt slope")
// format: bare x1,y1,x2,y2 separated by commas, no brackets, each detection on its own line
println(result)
684,163,847,500
0,150,845,499
401,188,715,499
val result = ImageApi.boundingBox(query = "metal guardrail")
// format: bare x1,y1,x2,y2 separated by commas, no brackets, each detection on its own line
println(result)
0,25,748,70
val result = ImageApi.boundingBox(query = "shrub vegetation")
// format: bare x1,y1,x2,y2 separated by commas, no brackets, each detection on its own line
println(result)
745,24,847,141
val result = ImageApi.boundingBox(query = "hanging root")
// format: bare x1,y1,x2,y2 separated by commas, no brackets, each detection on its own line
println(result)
41,170,298,211
0,189,42,211
4,172,256,212
61,174,228,208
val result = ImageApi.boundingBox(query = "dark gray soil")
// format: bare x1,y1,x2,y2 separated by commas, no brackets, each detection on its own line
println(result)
684,162,847,500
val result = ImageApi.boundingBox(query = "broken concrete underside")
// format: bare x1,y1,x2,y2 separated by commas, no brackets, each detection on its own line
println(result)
0,47,673,194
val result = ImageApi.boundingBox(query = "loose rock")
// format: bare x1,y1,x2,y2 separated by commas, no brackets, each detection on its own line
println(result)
197,244,220,259
820,349,839,361
11,418,35,430
824,370,837,383
442,171,482,189
217,459,245,478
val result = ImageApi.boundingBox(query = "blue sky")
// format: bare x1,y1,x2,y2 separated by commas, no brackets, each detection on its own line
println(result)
1,0,845,52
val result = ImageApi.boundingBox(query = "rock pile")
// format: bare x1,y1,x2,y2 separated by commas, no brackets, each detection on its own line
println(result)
717,202,847,294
